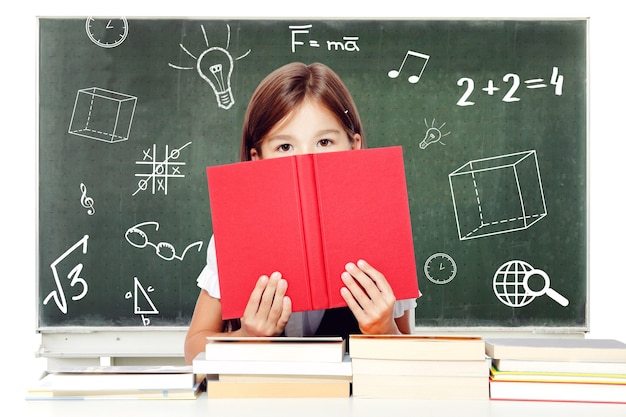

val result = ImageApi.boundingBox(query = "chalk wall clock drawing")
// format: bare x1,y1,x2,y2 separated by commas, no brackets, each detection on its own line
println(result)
424,252,457,285
85,17,129,48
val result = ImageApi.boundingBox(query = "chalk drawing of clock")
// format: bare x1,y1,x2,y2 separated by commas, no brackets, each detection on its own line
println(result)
424,252,457,284
85,17,128,48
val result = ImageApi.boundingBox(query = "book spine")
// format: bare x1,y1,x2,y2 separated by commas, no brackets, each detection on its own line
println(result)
295,154,328,310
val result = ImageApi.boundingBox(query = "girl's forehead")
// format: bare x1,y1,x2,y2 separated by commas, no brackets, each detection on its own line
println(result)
267,98,335,134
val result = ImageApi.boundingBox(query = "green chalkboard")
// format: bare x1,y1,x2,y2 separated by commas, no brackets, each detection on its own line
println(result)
38,18,588,330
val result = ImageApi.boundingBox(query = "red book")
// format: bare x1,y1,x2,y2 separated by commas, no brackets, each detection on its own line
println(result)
206,146,419,319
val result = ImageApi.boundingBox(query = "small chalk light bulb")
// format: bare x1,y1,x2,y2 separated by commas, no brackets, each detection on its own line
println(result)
197,47,234,110
419,118,451,149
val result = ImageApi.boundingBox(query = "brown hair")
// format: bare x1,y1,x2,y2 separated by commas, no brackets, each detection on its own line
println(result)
239,62,366,162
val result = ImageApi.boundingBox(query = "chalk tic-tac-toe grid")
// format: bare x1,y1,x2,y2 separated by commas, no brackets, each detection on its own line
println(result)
133,142,192,196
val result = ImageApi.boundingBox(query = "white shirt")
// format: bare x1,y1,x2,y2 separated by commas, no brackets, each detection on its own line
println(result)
197,236,418,336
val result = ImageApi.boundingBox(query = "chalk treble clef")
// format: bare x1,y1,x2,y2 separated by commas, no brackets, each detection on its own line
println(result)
79,183,95,215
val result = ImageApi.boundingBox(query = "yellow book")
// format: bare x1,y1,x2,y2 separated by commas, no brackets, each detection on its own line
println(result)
490,366,626,384
205,380,350,398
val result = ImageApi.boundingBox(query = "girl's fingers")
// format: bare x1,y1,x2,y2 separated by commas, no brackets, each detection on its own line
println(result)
256,271,283,318
241,272,291,336
341,270,369,309
243,274,270,316
354,259,393,294
243,272,284,316
267,276,289,322
341,261,399,335
340,285,364,317
277,296,292,328
341,259,397,314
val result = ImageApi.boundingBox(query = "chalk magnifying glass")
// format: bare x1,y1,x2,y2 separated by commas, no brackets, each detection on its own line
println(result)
522,268,569,306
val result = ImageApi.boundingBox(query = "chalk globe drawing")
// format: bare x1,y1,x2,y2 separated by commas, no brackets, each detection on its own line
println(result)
493,260,536,307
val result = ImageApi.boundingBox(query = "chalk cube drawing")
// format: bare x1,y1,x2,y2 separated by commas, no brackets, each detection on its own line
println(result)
448,150,547,240
68,87,137,143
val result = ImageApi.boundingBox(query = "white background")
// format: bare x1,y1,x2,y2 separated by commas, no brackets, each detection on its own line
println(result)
3,0,624,406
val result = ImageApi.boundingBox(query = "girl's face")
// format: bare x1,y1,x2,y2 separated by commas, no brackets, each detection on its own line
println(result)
250,98,362,160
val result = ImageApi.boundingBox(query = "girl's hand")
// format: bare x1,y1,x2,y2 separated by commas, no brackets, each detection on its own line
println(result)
240,272,292,336
340,259,399,335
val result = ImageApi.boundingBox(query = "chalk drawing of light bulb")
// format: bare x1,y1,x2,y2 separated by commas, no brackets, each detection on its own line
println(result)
197,48,234,109
419,118,451,149
168,24,251,110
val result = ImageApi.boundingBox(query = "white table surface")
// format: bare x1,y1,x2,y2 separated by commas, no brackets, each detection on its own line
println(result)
18,393,626,417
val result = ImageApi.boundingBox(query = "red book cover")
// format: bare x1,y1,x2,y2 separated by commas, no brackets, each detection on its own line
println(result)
206,146,419,319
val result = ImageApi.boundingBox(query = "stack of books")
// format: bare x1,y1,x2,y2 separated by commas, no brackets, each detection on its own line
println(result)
26,365,202,400
486,337,626,404
349,335,490,399
193,336,351,398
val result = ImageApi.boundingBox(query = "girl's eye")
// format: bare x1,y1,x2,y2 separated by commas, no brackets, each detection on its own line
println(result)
318,139,333,147
277,144,293,152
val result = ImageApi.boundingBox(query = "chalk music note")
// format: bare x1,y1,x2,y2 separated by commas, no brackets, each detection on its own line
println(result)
79,183,95,215
388,50,430,84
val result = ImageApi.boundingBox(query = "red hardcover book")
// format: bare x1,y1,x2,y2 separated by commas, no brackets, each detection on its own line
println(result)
206,146,419,319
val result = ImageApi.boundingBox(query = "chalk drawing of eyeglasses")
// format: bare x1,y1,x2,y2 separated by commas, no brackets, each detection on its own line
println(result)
125,221,203,261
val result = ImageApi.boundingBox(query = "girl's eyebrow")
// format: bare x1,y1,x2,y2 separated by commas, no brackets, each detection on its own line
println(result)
265,134,293,142
316,128,342,136
267,129,342,142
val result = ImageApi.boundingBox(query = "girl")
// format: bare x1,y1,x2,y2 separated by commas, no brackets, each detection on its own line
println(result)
184,62,417,364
